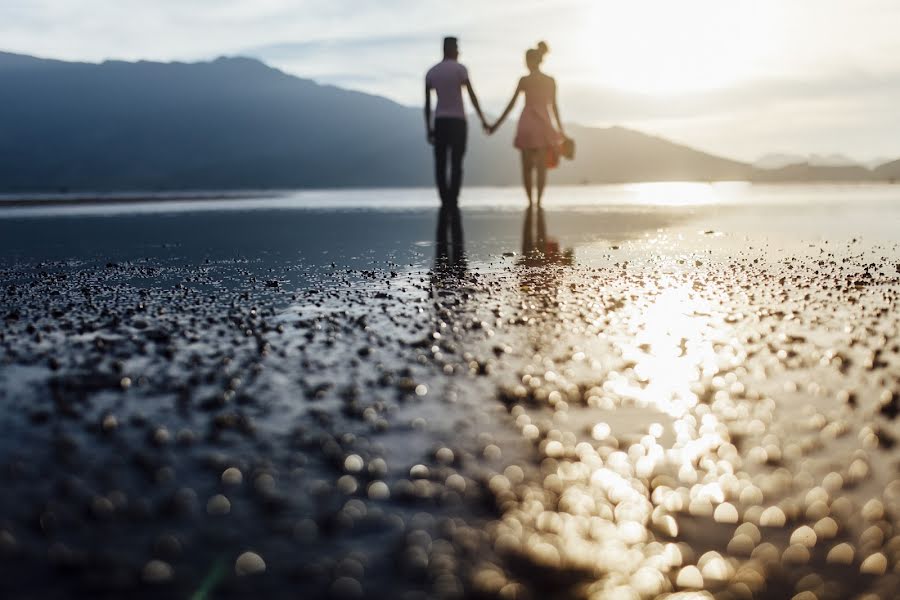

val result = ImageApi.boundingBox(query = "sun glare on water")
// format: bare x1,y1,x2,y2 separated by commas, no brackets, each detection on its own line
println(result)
577,0,774,95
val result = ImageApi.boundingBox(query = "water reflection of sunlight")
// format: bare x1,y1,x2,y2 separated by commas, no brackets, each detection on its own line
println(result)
623,181,739,207
612,282,718,418
491,273,764,596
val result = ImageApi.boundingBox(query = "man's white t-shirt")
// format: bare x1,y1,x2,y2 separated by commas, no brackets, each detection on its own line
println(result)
426,59,468,120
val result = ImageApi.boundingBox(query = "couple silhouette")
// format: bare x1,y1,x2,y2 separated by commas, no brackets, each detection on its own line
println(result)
425,36,569,265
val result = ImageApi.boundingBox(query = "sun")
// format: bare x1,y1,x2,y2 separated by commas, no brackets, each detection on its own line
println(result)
574,0,774,95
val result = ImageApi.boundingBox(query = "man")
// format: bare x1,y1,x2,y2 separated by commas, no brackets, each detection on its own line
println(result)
425,37,488,262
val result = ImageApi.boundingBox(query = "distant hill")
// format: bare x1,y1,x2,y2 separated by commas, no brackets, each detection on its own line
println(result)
754,153,861,170
874,159,900,181
752,163,876,183
0,51,894,192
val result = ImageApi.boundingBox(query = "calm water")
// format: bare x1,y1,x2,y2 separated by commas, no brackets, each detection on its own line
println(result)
1,183,899,269
2,182,900,213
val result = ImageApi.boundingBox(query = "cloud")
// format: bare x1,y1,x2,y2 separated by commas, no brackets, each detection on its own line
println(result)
562,69,900,122
3,0,900,160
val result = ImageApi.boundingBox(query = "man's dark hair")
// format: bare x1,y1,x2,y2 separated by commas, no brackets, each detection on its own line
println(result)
443,37,458,54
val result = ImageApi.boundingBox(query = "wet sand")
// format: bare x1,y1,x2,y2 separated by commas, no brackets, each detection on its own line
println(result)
1,192,900,599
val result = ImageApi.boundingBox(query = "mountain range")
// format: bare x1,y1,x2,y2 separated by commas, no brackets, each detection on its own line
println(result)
2,50,900,192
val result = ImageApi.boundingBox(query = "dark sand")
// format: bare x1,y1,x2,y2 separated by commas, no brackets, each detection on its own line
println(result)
1,194,900,599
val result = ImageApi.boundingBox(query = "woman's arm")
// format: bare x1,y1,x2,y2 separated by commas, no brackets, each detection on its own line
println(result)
550,78,566,138
491,78,523,132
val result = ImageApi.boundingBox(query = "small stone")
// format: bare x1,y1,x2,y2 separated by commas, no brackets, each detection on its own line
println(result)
330,576,363,598
435,447,454,464
826,543,854,565
859,552,887,575
367,481,390,500
790,525,817,548
101,414,118,432
861,498,884,522
727,534,755,557
676,565,704,589
337,475,358,495
782,544,810,565
207,494,231,516
759,506,786,527
344,455,364,473
410,464,429,479
154,534,182,558
714,503,739,524
700,555,732,581
235,551,266,576
0,530,17,555
142,560,173,583
813,517,838,540
222,467,243,486
294,519,318,542
735,523,761,544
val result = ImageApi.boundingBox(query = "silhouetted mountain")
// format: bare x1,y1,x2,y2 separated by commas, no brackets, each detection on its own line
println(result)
0,51,891,192
0,51,436,191
754,153,861,170
752,163,876,183
874,159,900,181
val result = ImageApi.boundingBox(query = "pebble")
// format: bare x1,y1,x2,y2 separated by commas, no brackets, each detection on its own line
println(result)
699,553,732,581
860,552,887,575
207,494,231,516
330,576,363,598
142,560,173,583
222,467,243,486
759,506,786,527
790,525,817,548
813,517,838,540
235,551,266,576
862,498,884,521
826,543,854,564
714,502,739,524
727,534,755,557
337,475,357,495
782,544,810,565
735,523,761,544
675,565,704,589
344,455,364,473
367,481,390,500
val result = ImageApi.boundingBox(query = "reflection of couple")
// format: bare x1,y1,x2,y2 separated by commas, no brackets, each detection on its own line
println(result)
520,205,574,267
425,36,568,211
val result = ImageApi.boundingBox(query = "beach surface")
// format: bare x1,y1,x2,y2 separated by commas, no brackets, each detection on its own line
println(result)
2,184,900,599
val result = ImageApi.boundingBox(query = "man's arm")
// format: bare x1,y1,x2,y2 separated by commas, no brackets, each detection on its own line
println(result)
491,79,523,133
465,80,488,130
424,82,434,145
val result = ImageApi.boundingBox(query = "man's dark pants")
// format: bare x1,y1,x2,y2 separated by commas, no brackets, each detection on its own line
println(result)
433,117,466,259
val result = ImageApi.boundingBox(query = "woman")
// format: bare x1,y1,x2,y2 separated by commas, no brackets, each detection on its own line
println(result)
490,41,567,206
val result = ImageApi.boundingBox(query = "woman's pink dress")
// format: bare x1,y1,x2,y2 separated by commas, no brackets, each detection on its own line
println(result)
514,75,561,151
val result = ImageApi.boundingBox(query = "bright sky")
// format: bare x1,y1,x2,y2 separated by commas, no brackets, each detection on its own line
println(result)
3,0,900,163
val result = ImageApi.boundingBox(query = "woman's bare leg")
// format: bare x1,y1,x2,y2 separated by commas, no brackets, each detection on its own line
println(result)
536,149,548,206
520,150,534,205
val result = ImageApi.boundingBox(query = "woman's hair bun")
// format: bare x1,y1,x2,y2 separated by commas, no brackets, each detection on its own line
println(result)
536,41,549,56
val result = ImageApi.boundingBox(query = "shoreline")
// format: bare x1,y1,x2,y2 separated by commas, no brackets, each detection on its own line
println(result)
0,180,898,209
